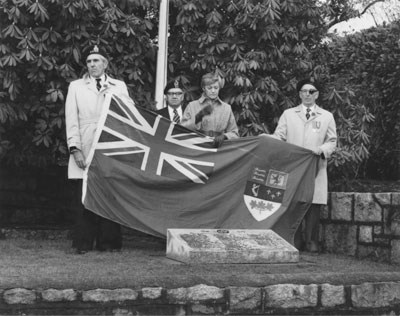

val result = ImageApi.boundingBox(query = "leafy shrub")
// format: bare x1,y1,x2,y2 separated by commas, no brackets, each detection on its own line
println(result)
170,0,329,136
320,22,400,180
0,0,157,167
1,0,398,182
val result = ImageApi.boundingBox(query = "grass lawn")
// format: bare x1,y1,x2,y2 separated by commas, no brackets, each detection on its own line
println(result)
1,235,400,290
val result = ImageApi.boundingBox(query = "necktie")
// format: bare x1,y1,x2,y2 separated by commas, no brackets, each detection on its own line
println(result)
306,108,311,120
96,78,101,91
173,109,180,123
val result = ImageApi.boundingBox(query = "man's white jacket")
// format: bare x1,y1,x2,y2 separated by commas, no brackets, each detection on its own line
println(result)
65,73,130,179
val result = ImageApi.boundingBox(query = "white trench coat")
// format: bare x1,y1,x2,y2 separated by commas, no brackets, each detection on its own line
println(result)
65,74,130,179
271,105,337,204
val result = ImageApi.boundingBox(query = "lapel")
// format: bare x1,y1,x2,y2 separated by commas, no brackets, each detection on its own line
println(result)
83,74,117,93
166,107,174,120
83,75,97,93
295,104,321,123
103,76,117,92
309,105,322,122
294,105,307,123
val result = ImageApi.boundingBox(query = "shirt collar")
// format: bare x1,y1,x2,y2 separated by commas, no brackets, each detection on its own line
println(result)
168,105,183,117
92,74,107,84
199,94,222,105
301,104,316,114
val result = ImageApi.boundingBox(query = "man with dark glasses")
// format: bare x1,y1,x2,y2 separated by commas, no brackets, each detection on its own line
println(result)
271,78,337,252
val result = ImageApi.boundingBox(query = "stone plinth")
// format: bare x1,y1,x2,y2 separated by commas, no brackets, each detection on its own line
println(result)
166,229,298,264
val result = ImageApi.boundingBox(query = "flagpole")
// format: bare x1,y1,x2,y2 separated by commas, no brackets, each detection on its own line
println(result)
155,0,169,110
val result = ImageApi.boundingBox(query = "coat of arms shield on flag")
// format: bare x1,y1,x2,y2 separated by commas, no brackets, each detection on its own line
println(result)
244,167,289,222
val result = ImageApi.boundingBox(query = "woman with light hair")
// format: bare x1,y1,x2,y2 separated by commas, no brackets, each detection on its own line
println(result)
181,73,239,147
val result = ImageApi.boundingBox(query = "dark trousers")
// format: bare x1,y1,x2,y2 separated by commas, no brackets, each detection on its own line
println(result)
294,203,321,250
70,180,122,251
304,203,321,244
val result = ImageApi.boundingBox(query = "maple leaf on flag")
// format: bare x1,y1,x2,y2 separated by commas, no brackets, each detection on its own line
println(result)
93,94,217,184
249,200,256,209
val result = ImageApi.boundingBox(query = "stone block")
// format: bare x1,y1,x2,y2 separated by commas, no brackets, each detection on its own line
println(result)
323,224,357,256
373,237,390,247
389,206,400,236
374,225,382,235
357,245,390,262
331,192,353,221
4,288,36,305
352,282,400,308
166,287,188,304
167,284,224,304
187,284,224,302
392,193,400,205
354,193,382,222
374,193,391,205
359,225,373,243
112,308,134,316
41,289,77,302
82,289,138,302
264,284,318,308
190,304,220,314
229,287,262,313
391,240,400,264
166,229,298,264
321,284,345,307
142,287,162,300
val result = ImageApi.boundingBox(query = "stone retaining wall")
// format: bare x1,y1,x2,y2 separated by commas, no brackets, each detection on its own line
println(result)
321,192,400,264
1,283,400,315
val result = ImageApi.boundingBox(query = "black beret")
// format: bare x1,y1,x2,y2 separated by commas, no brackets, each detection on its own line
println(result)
85,45,108,61
164,79,184,95
296,77,321,92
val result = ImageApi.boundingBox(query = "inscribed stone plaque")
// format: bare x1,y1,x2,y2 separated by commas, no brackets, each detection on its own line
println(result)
166,229,298,264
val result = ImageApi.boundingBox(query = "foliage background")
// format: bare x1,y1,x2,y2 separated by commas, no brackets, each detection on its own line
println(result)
0,0,399,182
318,22,400,181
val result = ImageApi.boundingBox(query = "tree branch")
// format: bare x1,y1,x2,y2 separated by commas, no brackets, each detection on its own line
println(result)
359,0,384,16
327,0,385,29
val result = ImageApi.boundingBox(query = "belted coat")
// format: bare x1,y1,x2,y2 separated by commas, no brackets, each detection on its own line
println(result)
272,105,337,204
65,73,130,179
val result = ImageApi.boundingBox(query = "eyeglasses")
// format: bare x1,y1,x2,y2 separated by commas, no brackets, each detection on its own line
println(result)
300,89,318,95
167,92,183,96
